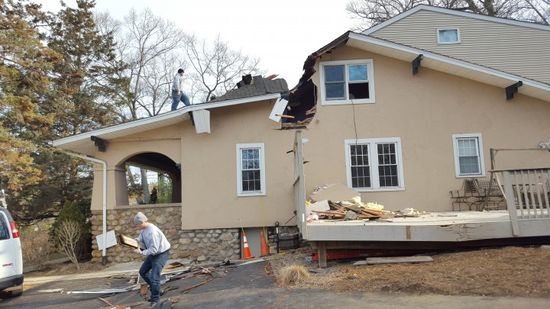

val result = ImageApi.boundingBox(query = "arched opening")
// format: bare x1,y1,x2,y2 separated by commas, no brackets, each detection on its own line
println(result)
121,152,181,205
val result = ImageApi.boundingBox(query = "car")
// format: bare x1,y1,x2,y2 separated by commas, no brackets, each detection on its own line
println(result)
0,204,23,298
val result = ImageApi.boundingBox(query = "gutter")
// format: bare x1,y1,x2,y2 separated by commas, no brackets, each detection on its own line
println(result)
62,150,109,265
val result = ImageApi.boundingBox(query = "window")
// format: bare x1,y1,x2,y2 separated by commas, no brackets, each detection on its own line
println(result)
0,215,9,240
236,143,266,196
437,28,460,44
345,138,404,191
452,134,485,177
321,59,375,105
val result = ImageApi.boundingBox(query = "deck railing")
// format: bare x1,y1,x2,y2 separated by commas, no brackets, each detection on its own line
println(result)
493,168,550,235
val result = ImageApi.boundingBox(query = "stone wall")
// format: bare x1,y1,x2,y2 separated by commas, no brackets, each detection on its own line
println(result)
91,205,240,264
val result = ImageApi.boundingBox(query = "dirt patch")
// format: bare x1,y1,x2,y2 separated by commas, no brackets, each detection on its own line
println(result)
268,246,550,297
26,261,105,277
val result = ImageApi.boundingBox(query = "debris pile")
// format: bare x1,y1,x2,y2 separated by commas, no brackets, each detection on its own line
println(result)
306,184,392,221
306,184,426,222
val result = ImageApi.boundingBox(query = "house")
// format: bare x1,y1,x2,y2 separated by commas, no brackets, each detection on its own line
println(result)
53,5,550,264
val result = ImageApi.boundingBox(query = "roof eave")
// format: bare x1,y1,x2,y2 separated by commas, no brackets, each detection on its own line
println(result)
347,32,550,102
52,93,281,153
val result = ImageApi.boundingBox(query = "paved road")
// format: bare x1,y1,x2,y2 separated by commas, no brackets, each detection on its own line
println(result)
2,261,549,308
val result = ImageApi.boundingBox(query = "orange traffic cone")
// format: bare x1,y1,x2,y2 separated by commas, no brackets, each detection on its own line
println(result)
242,229,254,259
260,228,270,257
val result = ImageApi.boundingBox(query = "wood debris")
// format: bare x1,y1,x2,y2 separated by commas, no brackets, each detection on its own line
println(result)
312,200,391,221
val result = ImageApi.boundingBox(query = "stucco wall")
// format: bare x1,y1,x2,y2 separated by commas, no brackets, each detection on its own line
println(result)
305,45,550,211
179,103,295,229
88,45,550,229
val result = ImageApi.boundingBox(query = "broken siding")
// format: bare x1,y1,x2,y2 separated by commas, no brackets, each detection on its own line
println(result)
369,10,550,84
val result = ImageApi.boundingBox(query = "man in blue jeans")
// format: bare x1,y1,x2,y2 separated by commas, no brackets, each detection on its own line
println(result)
134,212,171,307
171,68,191,110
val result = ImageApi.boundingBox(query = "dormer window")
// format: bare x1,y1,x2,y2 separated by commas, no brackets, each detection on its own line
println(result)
437,28,460,44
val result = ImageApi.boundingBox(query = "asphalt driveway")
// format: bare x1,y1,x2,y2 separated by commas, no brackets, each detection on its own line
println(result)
2,260,549,309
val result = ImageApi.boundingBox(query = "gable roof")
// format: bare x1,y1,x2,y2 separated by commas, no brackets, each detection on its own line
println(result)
210,75,288,102
363,5,550,36
52,93,281,155
295,31,550,103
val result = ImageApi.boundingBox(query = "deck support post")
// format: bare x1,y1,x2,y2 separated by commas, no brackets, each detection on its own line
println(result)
503,171,520,236
317,242,327,268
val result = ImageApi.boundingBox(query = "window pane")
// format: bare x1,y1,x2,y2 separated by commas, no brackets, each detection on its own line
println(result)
326,83,345,99
324,65,344,82
439,29,459,43
377,143,399,187
348,64,368,81
458,139,477,156
459,156,480,174
457,137,481,175
350,144,371,188
348,83,369,99
0,217,9,240
240,148,262,192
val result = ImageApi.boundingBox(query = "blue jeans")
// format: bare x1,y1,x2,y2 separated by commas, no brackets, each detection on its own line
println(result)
139,250,169,303
171,90,190,110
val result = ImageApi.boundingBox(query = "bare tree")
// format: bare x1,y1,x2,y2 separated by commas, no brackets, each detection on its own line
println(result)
56,220,82,270
347,0,549,30
98,9,186,120
524,0,550,23
184,35,262,103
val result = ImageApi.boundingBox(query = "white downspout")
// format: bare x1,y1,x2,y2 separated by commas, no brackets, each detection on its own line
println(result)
62,151,109,265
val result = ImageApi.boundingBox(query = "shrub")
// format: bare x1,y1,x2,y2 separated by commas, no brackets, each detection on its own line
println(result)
51,200,91,265
20,224,54,266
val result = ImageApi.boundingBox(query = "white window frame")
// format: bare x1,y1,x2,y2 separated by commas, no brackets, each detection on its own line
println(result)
320,59,376,105
437,28,461,44
452,133,485,178
344,138,405,192
236,143,266,196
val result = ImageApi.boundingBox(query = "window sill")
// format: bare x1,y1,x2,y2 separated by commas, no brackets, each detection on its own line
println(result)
455,174,485,178
352,187,405,193
237,192,266,197
322,99,375,105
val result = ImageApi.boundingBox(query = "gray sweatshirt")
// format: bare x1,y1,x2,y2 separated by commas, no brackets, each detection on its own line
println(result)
137,223,171,256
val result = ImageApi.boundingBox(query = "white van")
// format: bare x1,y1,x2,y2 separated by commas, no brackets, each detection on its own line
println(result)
0,206,23,298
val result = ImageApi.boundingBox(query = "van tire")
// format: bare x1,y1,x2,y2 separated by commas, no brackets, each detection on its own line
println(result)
0,285,23,299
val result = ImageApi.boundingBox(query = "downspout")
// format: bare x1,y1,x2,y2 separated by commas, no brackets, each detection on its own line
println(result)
62,150,109,265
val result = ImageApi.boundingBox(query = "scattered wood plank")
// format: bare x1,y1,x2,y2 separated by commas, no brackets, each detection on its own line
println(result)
98,297,114,307
366,256,433,265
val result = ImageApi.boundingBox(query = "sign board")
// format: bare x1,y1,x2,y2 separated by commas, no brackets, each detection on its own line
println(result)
96,230,117,250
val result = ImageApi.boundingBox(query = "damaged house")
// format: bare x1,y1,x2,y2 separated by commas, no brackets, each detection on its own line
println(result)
53,5,550,264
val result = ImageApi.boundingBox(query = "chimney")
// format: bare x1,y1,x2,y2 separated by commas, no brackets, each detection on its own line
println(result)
237,74,253,88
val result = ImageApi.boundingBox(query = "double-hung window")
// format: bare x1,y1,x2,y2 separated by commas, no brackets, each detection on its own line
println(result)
345,138,404,191
236,143,266,196
321,59,375,105
452,134,485,177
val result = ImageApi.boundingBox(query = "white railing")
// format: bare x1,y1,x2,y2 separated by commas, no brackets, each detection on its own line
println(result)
494,168,550,235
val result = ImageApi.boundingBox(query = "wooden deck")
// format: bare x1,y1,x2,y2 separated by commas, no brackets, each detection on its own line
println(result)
305,210,550,242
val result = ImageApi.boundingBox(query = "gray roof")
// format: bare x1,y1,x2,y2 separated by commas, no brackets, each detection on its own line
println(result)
210,76,288,102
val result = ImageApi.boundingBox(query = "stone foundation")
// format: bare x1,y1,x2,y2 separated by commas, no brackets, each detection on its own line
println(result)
91,205,240,264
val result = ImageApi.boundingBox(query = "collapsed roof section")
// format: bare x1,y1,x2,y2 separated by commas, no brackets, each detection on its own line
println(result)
281,32,351,129
210,75,288,102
